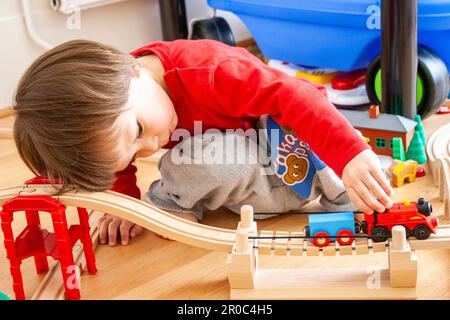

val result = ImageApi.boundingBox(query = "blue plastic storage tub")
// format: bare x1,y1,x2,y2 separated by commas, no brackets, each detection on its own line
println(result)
208,0,450,71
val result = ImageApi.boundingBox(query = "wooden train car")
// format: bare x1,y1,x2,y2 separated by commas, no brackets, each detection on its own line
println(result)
305,198,437,247
362,198,438,242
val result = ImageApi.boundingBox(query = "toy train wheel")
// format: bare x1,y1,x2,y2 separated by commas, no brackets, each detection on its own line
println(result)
304,225,310,237
313,231,330,247
370,226,390,242
413,224,431,240
366,46,449,118
354,222,362,234
191,17,235,47
361,221,369,235
336,229,354,246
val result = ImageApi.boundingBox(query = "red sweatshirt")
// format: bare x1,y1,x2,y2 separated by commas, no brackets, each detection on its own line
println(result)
111,39,369,199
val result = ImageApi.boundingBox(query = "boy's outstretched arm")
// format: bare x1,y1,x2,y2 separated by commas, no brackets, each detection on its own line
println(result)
210,56,393,213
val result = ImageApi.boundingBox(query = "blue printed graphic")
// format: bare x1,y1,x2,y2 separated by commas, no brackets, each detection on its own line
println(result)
266,116,326,198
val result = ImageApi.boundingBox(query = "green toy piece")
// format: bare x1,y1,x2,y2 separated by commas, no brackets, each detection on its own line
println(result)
414,115,426,146
407,131,427,164
0,292,10,300
392,137,406,161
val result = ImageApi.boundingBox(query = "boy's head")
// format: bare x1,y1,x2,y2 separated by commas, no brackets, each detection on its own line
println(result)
13,39,177,194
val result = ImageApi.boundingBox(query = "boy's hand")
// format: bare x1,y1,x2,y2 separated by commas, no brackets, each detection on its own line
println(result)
342,149,393,214
98,214,144,246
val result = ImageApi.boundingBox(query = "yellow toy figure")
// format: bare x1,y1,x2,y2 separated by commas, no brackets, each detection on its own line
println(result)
388,160,419,187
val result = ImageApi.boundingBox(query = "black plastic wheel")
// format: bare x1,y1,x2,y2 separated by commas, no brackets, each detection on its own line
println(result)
361,221,369,235
304,225,310,237
366,46,449,118
414,224,431,240
370,226,390,242
354,222,362,234
191,17,235,47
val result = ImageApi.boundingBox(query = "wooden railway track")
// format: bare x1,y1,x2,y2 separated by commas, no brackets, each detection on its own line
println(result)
1,184,448,260
426,122,450,181
426,123,450,219
0,173,448,299
254,224,450,256
0,184,237,252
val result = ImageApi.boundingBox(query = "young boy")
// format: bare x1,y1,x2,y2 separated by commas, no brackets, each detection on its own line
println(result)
13,39,393,246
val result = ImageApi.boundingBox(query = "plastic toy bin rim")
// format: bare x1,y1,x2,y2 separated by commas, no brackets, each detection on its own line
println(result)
207,0,450,30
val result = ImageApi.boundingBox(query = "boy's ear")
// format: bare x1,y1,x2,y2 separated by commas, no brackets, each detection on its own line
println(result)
131,64,141,78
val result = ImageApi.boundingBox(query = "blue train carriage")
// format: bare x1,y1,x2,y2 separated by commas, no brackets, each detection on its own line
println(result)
304,212,359,247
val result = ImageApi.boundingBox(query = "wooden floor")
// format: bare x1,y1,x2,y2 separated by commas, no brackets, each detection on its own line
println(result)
0,111,449,300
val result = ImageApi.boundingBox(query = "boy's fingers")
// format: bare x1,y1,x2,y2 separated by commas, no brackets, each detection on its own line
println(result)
119,221,133,245
363,174,393,209
347,187,372,214
107,218,121,246
371,166,393,196
130,225,144,238
354,181,385,213
99,216,113,245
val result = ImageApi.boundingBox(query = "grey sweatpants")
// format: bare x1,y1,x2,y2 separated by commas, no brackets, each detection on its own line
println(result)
145,130,356,220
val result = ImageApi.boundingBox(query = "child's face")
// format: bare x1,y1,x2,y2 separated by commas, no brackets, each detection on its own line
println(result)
113,67,178,172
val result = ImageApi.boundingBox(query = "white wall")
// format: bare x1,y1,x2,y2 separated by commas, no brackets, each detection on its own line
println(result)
0,0,250,109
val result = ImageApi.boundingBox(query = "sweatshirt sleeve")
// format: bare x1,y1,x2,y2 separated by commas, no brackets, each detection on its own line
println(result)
111,163,141,200
209,57,370,178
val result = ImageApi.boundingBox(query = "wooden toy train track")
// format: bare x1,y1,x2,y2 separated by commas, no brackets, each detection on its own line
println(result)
426,122,450,219
0,184,236,252
1,185,448,256
252,225,450,256
1,183,449,299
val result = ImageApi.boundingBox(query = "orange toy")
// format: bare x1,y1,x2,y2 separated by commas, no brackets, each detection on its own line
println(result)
388,159,419,187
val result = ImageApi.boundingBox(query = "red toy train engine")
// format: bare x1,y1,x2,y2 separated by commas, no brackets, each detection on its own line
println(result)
361,198,438,242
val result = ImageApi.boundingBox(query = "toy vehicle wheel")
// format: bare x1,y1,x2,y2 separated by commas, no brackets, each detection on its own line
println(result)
312,231,330,247
366,46,449,119
336,229,354,246
354,222,361,234
191,17,235,46
413,224,431,240
370,226,390,242
361,221,369,235
304,225,310,237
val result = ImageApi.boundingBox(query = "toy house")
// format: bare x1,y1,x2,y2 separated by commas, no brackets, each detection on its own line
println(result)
340,105,417,157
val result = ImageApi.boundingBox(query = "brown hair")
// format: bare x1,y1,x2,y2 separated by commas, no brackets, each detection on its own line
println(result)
13,39,136,194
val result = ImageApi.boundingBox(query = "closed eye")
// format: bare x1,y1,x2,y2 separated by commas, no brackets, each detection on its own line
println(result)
137,121,143,139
